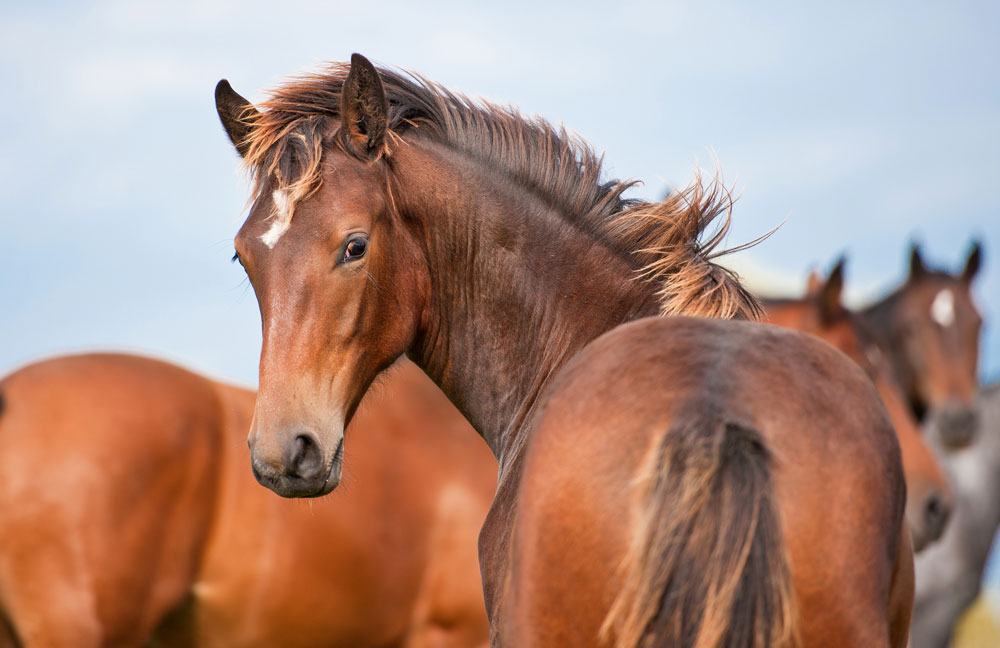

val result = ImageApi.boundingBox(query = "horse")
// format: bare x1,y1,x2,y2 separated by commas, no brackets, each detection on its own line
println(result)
863,243,984,446
911,382,1000,648
215,54,913,647
762,259,952,551
0,353,494,648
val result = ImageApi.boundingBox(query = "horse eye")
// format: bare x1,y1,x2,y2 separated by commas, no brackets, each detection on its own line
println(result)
343,237,368,261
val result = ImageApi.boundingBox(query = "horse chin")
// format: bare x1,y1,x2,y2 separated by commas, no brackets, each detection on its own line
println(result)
250,467,339,498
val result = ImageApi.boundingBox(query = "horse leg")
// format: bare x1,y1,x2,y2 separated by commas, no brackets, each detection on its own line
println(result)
145,593,197,648
888,528,915,648
0,612,18,648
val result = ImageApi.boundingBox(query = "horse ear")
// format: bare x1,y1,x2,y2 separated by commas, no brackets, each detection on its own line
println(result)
909,243,927,281
962,240,982,283
215,80,258,158
818,257,845,324
805,270,823,297
340,53,388,160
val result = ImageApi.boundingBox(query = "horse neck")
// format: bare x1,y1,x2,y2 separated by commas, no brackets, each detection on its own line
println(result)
862,289,917,402
391,139,659,465
861,286,902,342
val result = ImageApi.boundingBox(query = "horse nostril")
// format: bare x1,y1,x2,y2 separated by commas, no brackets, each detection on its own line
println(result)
288,434,324,479
923,492,950,540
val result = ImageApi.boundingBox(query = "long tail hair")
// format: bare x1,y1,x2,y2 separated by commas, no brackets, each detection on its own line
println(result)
601,408,798,648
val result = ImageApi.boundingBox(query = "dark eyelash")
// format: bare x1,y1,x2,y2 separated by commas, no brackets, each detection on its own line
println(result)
231,252,240,264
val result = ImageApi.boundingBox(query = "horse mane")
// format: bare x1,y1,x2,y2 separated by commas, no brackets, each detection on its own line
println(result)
240,61,762,321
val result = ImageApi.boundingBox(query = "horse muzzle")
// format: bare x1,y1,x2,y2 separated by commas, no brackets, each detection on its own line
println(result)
907,485,952,553
249,432,345,498
932,404,979,450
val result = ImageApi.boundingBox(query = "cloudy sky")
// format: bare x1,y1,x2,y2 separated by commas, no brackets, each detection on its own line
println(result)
1,0,997,387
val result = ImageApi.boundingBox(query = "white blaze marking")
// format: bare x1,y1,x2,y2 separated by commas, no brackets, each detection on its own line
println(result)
259,189,293,248
931,289,955,327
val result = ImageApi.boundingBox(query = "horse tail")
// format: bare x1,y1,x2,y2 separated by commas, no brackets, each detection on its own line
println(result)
601,410,798,648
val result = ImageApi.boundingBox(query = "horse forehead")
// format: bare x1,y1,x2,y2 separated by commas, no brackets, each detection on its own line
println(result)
929,288,955,327
260,188,294,249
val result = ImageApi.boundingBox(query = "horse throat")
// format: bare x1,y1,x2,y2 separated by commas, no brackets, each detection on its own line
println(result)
391,139,658,464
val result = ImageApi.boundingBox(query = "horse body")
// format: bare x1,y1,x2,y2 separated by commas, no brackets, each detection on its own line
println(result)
0,354,224,648
506,317,908,647
911,382,1000,648
762,262,952,551
217,55,912,646
0,354,494,648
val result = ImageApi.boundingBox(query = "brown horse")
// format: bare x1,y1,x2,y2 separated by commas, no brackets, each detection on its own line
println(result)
863,243,983,446
763,259,952,551
216,54,913,647
0,353,494,648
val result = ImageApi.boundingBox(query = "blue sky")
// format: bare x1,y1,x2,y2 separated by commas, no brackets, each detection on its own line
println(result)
1,0,997,387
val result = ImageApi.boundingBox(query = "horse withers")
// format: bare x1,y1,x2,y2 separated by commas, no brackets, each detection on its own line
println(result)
864,243,984,446
763,259,952,551
217,54,913,646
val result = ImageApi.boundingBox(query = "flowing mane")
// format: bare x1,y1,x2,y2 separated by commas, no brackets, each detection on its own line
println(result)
236,61,762,320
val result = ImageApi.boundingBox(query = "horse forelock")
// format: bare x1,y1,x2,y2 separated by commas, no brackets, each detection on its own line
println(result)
241,104,329,232
240,61,760,320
